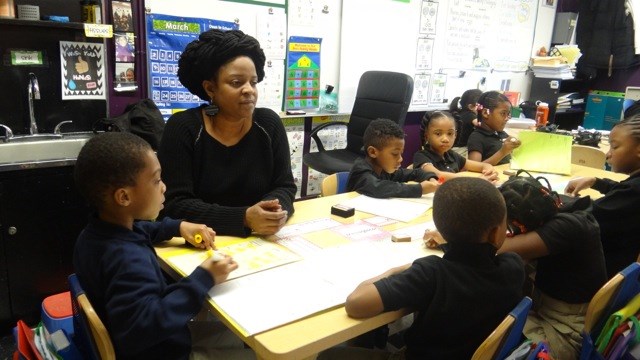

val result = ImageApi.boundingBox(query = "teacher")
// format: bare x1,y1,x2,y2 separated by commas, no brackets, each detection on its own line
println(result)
158,29,296,237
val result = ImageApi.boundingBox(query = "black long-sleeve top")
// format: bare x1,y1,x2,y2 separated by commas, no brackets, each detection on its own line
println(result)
158,106,296,237
591,172,640,277
346,157,437,198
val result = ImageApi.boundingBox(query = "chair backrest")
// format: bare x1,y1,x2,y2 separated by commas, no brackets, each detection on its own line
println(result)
321,171,349,196
68,274,115,360
345,71,414,154
584,262,640,334
472,296,533,360
571,145,607,169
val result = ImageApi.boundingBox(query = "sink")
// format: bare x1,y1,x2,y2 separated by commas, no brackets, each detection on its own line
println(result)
0,135,93,164
60,131,98,139
4,134,63,143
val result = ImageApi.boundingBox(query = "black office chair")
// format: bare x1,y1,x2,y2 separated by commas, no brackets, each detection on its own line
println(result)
303,71,414,174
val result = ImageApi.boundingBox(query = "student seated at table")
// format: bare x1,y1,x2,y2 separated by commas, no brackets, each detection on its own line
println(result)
346,118,439,198
73,132,253,360
565,115,640,278
497,174,607,360
467,91,521,165
449,88,482,156
326,177,524,359
413,110,499,184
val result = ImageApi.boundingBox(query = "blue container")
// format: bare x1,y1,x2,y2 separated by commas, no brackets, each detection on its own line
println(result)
583,91,624,130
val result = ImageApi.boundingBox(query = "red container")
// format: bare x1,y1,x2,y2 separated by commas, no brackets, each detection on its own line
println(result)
535,101,549,126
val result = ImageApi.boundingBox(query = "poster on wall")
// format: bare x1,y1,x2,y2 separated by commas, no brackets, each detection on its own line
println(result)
146,13,238,120
429,73,447,104
285,36,321,110
419,0,438,35
60,41,106,100
411,73,430,106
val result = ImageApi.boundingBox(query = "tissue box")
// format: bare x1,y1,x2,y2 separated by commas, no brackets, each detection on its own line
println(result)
583,91,624,130
41,291,74,337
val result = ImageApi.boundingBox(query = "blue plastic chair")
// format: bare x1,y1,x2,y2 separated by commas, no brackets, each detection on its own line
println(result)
321,171,350,196
580,262,640,360
68,274,115,360
472,296,533,360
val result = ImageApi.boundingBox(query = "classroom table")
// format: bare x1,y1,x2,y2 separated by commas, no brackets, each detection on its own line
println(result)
155,163,628,360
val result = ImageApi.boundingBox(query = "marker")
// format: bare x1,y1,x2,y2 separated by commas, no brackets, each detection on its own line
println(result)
206,249,225,262
194,234,203,243
438,176,445,184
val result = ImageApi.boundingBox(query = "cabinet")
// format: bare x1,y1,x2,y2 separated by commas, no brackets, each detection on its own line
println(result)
529,77,588,130
0,166,89,333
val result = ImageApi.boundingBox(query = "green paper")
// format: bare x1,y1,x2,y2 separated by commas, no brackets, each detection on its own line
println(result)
511,131,572,175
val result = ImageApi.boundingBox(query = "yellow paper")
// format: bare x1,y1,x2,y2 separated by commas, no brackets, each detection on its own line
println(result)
511,131,572,175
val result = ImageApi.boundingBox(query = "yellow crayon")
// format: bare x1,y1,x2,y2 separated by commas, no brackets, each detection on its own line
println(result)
194,234,202,243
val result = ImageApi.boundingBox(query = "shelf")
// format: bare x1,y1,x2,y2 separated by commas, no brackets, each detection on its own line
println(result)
0,18,84,30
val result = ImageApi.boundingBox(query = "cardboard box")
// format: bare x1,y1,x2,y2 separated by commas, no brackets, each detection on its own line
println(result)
583,91,624,130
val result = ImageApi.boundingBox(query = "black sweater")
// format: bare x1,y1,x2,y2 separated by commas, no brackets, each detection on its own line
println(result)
158,106,296,237
591,172,640,277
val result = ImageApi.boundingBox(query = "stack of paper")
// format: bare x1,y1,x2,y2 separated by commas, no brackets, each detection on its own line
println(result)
530,64,574,79
557,92,585,110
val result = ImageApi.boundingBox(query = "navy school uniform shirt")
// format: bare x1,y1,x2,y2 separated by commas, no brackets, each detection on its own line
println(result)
467,127,510,165
413,147,467,173
374,243,524,359
346,157,437,198
73,215,214,360
590,172,640,278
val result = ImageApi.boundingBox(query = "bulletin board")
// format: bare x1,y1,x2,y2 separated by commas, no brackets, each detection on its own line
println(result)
339,0,550,113
144,0,288,116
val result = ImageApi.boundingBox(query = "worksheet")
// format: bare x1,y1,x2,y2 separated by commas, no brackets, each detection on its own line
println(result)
167,239,302,280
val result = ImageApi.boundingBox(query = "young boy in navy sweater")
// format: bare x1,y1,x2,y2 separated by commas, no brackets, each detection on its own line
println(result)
341,177,524,359
347,118,439,198
73,132,251,359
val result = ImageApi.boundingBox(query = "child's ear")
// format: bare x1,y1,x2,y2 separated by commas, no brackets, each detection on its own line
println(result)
366,145,378,158
486,221,506,249
113,188,132,207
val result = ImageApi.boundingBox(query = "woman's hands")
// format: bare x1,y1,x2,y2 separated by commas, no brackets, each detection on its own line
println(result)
245,199,288,235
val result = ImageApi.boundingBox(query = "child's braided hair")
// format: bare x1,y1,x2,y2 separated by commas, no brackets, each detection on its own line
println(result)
498,170,561,235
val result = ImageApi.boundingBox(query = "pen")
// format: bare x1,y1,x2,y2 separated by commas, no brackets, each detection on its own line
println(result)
194,234,202,243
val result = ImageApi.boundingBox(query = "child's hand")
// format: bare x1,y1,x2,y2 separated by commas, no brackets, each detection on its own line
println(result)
501,136,521,153
199,254,238,285
180,222,216,250
565,177,596,197
420,178,440,194
480,171,499,184
423,229,446,249
480,165,498,183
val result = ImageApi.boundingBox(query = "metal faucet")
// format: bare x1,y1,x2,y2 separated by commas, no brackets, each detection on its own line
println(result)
27,72,40,135
54,120,73,135
0,124,13,142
